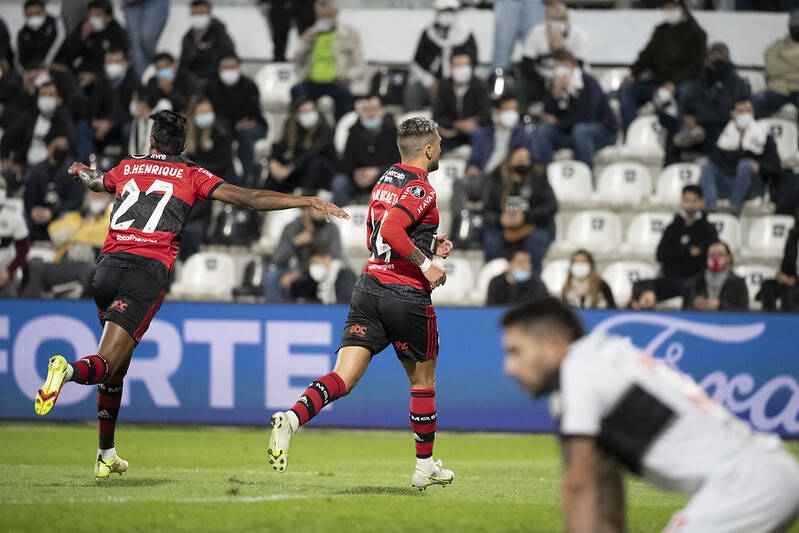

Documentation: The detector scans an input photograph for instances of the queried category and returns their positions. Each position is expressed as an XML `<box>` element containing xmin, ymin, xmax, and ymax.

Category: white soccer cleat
<box><xmin>267</xmin><ymin>411</ymin><xmax>294</xmax><ymax>473</ymax></box>
<box><xmin>411</xmin><ymin>459</ymin><xmax>454</xmax><ymax>490</ymax></box>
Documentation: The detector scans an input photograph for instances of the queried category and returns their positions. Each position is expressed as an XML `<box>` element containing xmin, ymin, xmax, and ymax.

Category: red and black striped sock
<box><xmin>70</xmin><ymin>355</ymin><xmax>110</xmax><ymax>385</ymax></box>
<box><xmin>410</xmin><ymin>388</ymin><xmax>436</xmax><ymax>459</ymax></box>
<box><xmin>97</xmin><ymin>380</ymin><xmax>123</xmax><ymax>450</ymax></box>
<box><xmin>289</xmin><ymin>372</ymin><xmax>346</xmax><ymax>426</ymax></box>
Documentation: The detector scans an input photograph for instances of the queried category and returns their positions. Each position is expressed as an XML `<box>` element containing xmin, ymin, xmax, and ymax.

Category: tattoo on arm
<box><xmin>77</xmin><ymin>167</ymin><xmax>107</xmax><ymax>193</ymax></box>
<box><xmin>403</xmin><ymin>247</ymin><xmax>427</xmax><ymax>267</ymax></box>
<box><xmin>250</xmin><ymin>190</ymin><xmax>293</xmax><ymax>211</ymax></box>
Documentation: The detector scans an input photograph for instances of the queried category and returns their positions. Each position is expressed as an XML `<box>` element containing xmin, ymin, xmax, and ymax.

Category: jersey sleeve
<box><xmin>391</xmin><ymin>179</ymin><xmax>436</xmax><ymax>225</ymax></box>
<box><xmin>103</xmin><ymin>165</ymin><xmax>123</xmax><ymax>193</ymax></box>
<box><xmin>189</xmin><ymin>166</ymin><xmax>225</xmax><ymax>201</ymax></box>
<box><xmin>559</xmin><ymin>354</ymin><xmax>603</xmax><ymax>437</ymax></box>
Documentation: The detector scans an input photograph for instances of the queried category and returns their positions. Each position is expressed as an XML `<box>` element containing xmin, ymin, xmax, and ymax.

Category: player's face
<box><xmin>426</xmin><ymin>133</ymin><xmax>442</xmax><ymax>172</ymax></box>
<box><xmin>502</xmin><ymin>326</ymin><xmax>564</xmax><ymax>397</ymax></box>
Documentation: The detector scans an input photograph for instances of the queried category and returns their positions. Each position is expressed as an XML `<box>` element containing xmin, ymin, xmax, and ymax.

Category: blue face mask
<box><xmin>511</xmin><ymin>269</ymin><xmax>532</xmax><ymax>283</ymax></box>
<box><xmin>195</xmin><ymin>112</ymin><xmax>215</xmax><ymax>129</ymax></box>
<box><xmin>362</xmin><ymin>117</ymin><xmax>382</xmax><ymax>130</ymax></box>
<box><xmin>156</xmin><ymin>68</ymin><xmax>175</xmax><ymax>81</ymax></box>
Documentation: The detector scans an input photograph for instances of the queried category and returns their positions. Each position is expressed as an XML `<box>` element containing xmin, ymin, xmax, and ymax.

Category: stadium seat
<box><xmin>470</xmin><ymin>257</ymin><xmax>508</xmax><ymax>304</ymax></box>
<box><xmin>653</xmin><ymin>163</ymin><xmax>701</xmax><ymax>207</ymax></box>
<box><xmin>707</xmin><ymin>213</ymin><xmax>743</xmax><ymax>251</ymax></box>
<box><xmin>738</xmin><ymin>69</ymin><xmax>766</xmax><ymax>93</ymax></box>
<box><xmin>170</xmin><ymin>252</ymin><xmax>236</xmax><ymax>301</ymax></box>
<box><xmin>623</xmin><ymin>115</ymin><xmax>665</xmax><ymax>162</ymax></box>
<box><xmin>429</xmin><ymin>158</ymin><xmax>465</xmax><ymax>208</ymax></box>
<box><xmin>546</xmin><ymin>160</ymin><xmax>594</xmax><ymax>206</ymax></box>
<box><xmin>761</xmin><ymin>118</ymin><xmax>799</xmax><ymax>164</ymax></box>
<box><xmin>333</xmin><ymin>205</ymin><xmax>369</xmax><ymax>252</ymax></box>
<box><xmin>743</xmin><ymin>215</ymin><xmax>795</xmax><ymax>259</ymax></box>
<box><xmin>602</xmin><ymin>261</ymin><xmax>658</xmax><ymax>308</ymax></box>
<box><xmin>557</xmin><ymin>210</ymin><xmax>623</xmax><ymax>255</ymax></box>
<box><xmin>431</xmin><ymin>257</ymin><xmax>475</xmax><ymax>306</ymax></box>
<box><xmin>621</xmin><ymin>211</ymin><xmax>674</xmax><ymax>258</ymax></box>
<box><xmin>734</xmin><ymin>264</ymin><xmax>777</xmax><ymax>308</ymax></box>
<box><xmin>597</xmin><ymin>67</ymin><xmax>630</xmax><ymax>94</ymax></box>
<box><xmin>255</xmin><ymin>62</ymin><xmax>297</xmax><ymax>112</ymax></box>
<box><xmin>595</xmin><ymin>162</ymin><xmax>653</xmax><ymax>207</ymax></box>
<box><xmin>258</xmin><ymin>209</ymin><xmax>301</xmax><ymax>252</ymax></box>
<box><xmin>540</xmin><ymin>259</ymin><xmax>570</xmax><ymax>296</ymax></box>
<box><xmin>334</xmin><ymin>111</ymin><xmax>359</xmax><ymax>155</ymax></box>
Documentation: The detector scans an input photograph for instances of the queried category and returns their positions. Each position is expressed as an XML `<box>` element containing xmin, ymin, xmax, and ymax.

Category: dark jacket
<box><xmin>412</xmin><ymin>25</ymin><xmax>477</xmax><ymax>82</ymax></box>
<box><xmin>779</xmin><ymin>226</ymin><xmax>799</xmax><ymax>277</ymax></box>
<box><xmin>272</xmin><ymin>120</ymin><xmax>337</xmax><ymax>176</ymax></box>
<box><xmin>86</xmin><ymin>69</ymin><xmax>137</xmax><ymax>136</ymax></box>
<box><xmin>483</xmin><ymin>167</ymin><xmax>558</xmax><ymax>229</ymax></box>
<box><xmin>205</xmin><ymin>73</ymin><xmax>265</xmax><ymax>131</ymax></box>
<box><xmin>709</xmin><ymin>132</ymin><xmax>781</xmax><ymax>180</ymax></box>
<box><xmin>179</xmin><ymin>18</ymin><xmax>235</xmax><ymax>83</ymax></box>
<box><xmin>17</xmin><ymin>15</ymin><xmax>66</xmax><ymax>68</ymax></box>
<box><xmin>23</xmin><ymin>158</ymin><xmax>85</xmax><ymax>240</ymax></box>
<box><xmin>683</xmin><ymin>271</ymin><xmax>749</xmax><ymax>311</ymax></box>
<box><xmin>687</xmin><ymin>61</ymin><xmax>750</xmax><ymax>145</ymax></box>
<box><xmin>486</xmin><ymin>272</ymin><xmax>549</xmax><ymax>306</ymax></box>
<box><xmin>656</xmin><ymin>212</ymin><xmax>718</xmax><ymax>280</ymax></box>
<box><xmin>142</xmin><ymin>70</ymin><xmax>195</xmax><ymax>113</ymax></box>
<box><xmin>62</xmin><ymin>19</ymin><xmax>129</xmax><ymax>73</ymax></box>
<box><xmin>185</xmin><ymin>121</ymin><xmax>236</xmax><ymax>181</ymax></box>
<box><xmin>631</xmin><ymin>18</ymin><xmax>707</xmax><ymax>84</ymax></box>
<box><xmin>0</xmin><ymin>107</ymin><xmax>74</xmax><ymax>166</ymax></box>
<box><xmin>0</xmin><ymin>18</ymin><xmax>13</xmax><ymax>68</ymax></box>
<box><xmin>341</xmin><ymin>114</ymin><xmax>400</xmax><ymax>176</ymax></box>
<box><xmin>290</xmin><ymin>266</ymin><xmax>358</xmax><ymax>304</ymax></box>
<box><xmin>433</xmin><ymin>76</ymin><xmax>492</xmax><ymax>130</ymax></box>
<box><xmin>273</xmin><ymin>217</ymin><xmax>343</xmax><ymax>268</ymax></box>
<box><xmin>468</xmin><ymin>124</ymin><xmax>540</xmax><ymax>171</ymax></box>
<box><xmin>543</xmin><ymin>70</ymin><xmax>617</xmax><ymax>134</ymax></box>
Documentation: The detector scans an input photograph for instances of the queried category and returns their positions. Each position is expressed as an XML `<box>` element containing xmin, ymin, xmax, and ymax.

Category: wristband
<box><xmin>420</xmin><ymin>257</ymin><xmax>432</xmax><ymax>272</ymax></box>
<box><xmin>75</xmin><ymin>164</ymin><xmax>89</xmax><ymax>174</ymax></box>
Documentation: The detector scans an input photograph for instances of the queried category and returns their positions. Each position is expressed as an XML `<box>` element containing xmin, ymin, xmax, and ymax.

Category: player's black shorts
<box><xmin>339</xmin><ymin>275</ymin><xmax>439</xmax><ymax>363</ymax></box>
<box><xmin>92</xmin><ymin>263</ymin><xmax>165</xmax><ymax>343</ymax></box>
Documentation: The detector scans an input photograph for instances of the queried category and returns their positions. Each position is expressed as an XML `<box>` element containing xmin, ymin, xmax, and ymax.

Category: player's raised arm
<box><xmin>68</xmin><ymin>162</ymin><xmax>107</xmax><ymax>193</ymax></box>
<box><xmin>210</xmin><ymin>183</ymin><xmax>349</xmax><ymax>222</ymax></box>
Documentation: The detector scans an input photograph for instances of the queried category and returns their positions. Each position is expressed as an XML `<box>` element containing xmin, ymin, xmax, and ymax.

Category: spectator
<box><xmin>23</xmin><ymin>131</ymin><xmax>83</xmax><ymax>241</ymax></box>
<box><xmin>534</xmin><ymin>50</ymin><xmax>617</xmax><ymax>170</ymax></box>
<box><xmin>466</xmin><ymin>94</ymin><xmax>538</xmax><ymax>178</ymax></box>
<box><xmin>127</xmin><ymin>91</ymin><xmax>154</xmax><ymax>155</ymax></box>
<box><xmin>491</xmin><ymin>0</ymin><xmax>545</xmax><ymax>71</ymax></box>
<box><xmin>179</xmin><ymin>0</ymin><xmax>235</xmax><ymax>85</ymax></box>
<box><xmin>1</xmin><ymin>80</ymin><xmax>74</xmax><ymax>172</ymax></box>
<box><xmin>654</xmin><ymin>184</ymin><xmax>718</xmax><ymax>301</ymax></box>
<box><xmin>561</xmin><ymin>249</ymin><xmax>616</xmax><ymax>309</ymax></box>
<box><xmin>405</xmin><ymin>0</ymin><xmax>478</xmax><ymax>112</ymax></box>
<box><xmin>292</xmin><ymin>0</ymin><xmax>364</xmax><ymax>120</ymax></box>
<box><xmin>265</xmin><ymin>201</ymin><xmax>343</xmax><ymax>302</ymax></box>
<box><xmin>486</xmin><ymin>248</ymin><xmax>549</xmax><ymax>306</ymax></box>
<box><xmin>0</xmin><ymin>17</ymin><xmax>13</xmax><ymax>72</ymax></box>
<box><xmin>619</xmin><ymin>0</ymin><xmax>707</xmax><ymax>130</ymax></box>
<box><xmin>205</xmin><ymin>52</ymin><xmax>267</xmax><ymax>181</ymax></box>
<box><xmin>259</xmin><ymin>0</ymin><xmax>315</xmax><ymax>63</ymax></box>
<box><xmin>519</xmin><ymin>1</ymin><xmax>589</xmax><ymax>109</ymax></box>
<box><xmin>17</xmin><ymin>0</ymin><xmax>67</xmax><ymax>68</ymax></box>
<box><xmin>683</xmin><ymin>241</ymin><xmax>748</xmax><ymax>311</ymax></box>
<box><xmin>267</xmin><ymin>99</ymin><xmax>338</xmax><ymax>193</ymax></box>
<box><xmin>288</xmin><ymin>244</ymin><xmax>356</xmax><ymax>304</ymax></box>
<box><xmin>753</xmin><ymin>10</ymin><xmax>799</xmax><ymax>118</ymax></box>
<box><xmin>185</xmin><ymin>97</ymin><xmax>236</xmax><ymax>181</ymax></box>
<box><xmin>61</xmin><ymin>0</ymin><xmax>92</xmax><ymax>36</ymax></box>
<box><xmin>143</xmin><ymin>52</ymin><xmax>194</xmax><ymax>113</ymax></box>
<box><xmin>699</xmin><ymin>99</ymin><xmax>781</xmax><ymax>216</ymax></box>
<box><xmin>433</xmin><ymin>52</ymin><xmax>491</xmax><ymax>153</ymax></box>
<box><xmin>0</xmin><ymin>177</ymin><xmax>31</xmax><ymax>297</ymax></box>
<box><xmin>332</xmin><ymin>95</ymin><xmax>400</xmax><ymax>207</ymax></box>
<box><xmin>123</xmin><ymin>0</ymin><xmax>170</xmax><ymax>77</ymax></box>
<box><xmin>628</xmin><ymin>281</ymin><xmax>657</xmax><ymax>310</ymax></box>
<box><xmin>15</xmin><ymin>63</ymin><xmax>85</xmax><ymax>124</ymax></box>
<box><xmin>482</xmin><ymin>146</ymin><xmax>556</xmax><ymax>273</ymax></box>
<box><xmin>761</xmin><ymin>207</ymin><xmax>799</xmax><ymax>312</ymax></box>
<box><xmin>62</xmin><ymin>0</ymin><xmax>129</xmax><ymax>82</ymax></box>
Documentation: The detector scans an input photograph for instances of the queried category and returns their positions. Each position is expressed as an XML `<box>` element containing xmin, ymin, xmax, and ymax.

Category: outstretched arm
<box><xmin>68</xmin><ymin>162</ymin><xmax>107</xmax><ymax>193</ymax></box>
<box><xmin>211</xmin><ymin>183</ymin><xmax>349</xmax><ymax>222</ymax></box>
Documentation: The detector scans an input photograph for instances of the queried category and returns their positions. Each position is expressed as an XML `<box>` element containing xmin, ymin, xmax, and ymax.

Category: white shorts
<box><xmin>662</xmin><ymin>449</ymin><xmax>799</xmax><ymax>533</ymax></box>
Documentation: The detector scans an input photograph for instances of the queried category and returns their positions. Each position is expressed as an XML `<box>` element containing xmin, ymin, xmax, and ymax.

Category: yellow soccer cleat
<box><xmin>34</xmin><ymin>355</ymin><xmax>70</xmax><ymax>415</ymax></box>
<box><xmin>267</xmin><ymin>411</ymin><xmax>295</xmax><ymax>473</ymax></box>
<box><xmin>95</xmin><ymin>454</ymin><xmax>128</xmax><ymax>480</ymax></box>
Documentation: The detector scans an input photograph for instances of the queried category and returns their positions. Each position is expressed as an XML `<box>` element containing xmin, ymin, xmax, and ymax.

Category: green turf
<box><xmin>0</xmin><ymin>423</ymin><xmax>797</xmax><ymax>533</ymax></box>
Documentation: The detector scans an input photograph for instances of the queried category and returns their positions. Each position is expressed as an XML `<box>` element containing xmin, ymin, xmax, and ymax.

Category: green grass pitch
<box><xmin>1</xmin><ymin>423</ymin><xmax>798</xmax><ymax>532</ymax></box>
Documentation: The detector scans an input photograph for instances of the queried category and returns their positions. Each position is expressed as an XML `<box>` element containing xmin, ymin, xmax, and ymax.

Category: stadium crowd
<box><xmin>0</xmin><ymin>0</ymin><xmax>798</xmax><ymax>312</ymax></box>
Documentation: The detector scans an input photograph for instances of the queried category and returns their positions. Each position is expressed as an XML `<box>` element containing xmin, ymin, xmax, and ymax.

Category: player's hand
<box><xmin>68</xmin><ymin>162</ymin><xmax>86</xmax><ymax>180</ymax></box>
<box><xmin>307</xmin><ymin>197</ymin><xmax>349</xmax><ymax>222</ymax></box>
<box><xmin>424</xmin><ymin>262</ymin><xmax>447</xmax><ymax>289</ymax></box>
<box><xmin>434</xmin><ymin>234</ymin><xmax>453</xmax><ymax>259</ymax></box>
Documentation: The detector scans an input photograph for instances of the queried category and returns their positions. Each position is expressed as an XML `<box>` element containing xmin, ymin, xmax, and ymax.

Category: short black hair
<box><xmin>36</xmin><ymin>80</ymin><xmax>57</xmax><ymax>95</ymax></box>
<box><xmin>309</xmin><ymin>245</ymin><xmax>332</xmax><ymax>258</ymax></box>
<box><xmin>501</xmin><ymin>298</ymin><xmax>585</xmax><ymax>342</ymax></box>
<box><xmin>631</xmin><ymin>280</ymin><xmax>655</xmax><ymax>302</ymax></box>
<box><xmin>105</xmin><ymin>47</ymin><xmax>127</xmax><ymax>59</ymax></box>
<box><xmin>505</xmin><ymin>246</ymin><xmax>530</xmax><ymax>262</ymax></box>
<box><xmin>153</xmin><ymin>52</ymin><xmax>175</xmax><ymax>64</ymax></box>
<box><xmin>551</xmin><ymin>49</ymin><xmax>577</xmax><ymax>64</ymax></box>
<box><xmin>682</xmin><ymin>184</ymin><xmax>703</xmax><ymax>198</ymax></box>
<box><xmin>24</xmin><ymin>0</ymin><xmax>45</xmax><ymax>10</ymax></box>
<box><xmin>191</xmin><ymin>0</ymin><xmax>211</xmax><ymax>7</ymax></box>
<box><xmin>88</xmin><ymin>0</ymin><xmax>113</xmax><ymax>15</ymax></box>
<box><xmin>149</xmin><ymin>110</ymin><xmax>187</xmax><ymax>155</ymax></box>
<box><xmin>218</xmin><ymin>51</ymin><xmax>239</xmax><ymax>64</ymax></box>
<box><xmin>493</xmin><ymin>92</ymin><xmax>519</xmax><ymax>109</ymax></box>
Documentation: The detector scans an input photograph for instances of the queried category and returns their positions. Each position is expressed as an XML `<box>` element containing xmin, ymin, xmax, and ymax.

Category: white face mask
<box><xmin>435</xmin><ymin>11</ymin><xmax>455</xmax><ymax>27</ymax></box>
<box><xmin>452</xmin><ymin>65</ymin><xmax>472</xmax><ymax>84</ymax></box>
<box><xmin>735</xmin><ymin>112</ymin><xmax>754</xmax><ymax>130</ymax></box>
<box><xmin>219</xmin><ymin>69</ymin><xmax>240</xmax><ymax>86</ymax></box>
<box><xmin>548</xmin><ymin>20</ymin><xmax>568</xmax><ymax>33</ymax></box>
<box><xmin>27</xmin><ymin>15</ymin><xmax>46</xmax><ymax>31</ymax></box>
<box><xmin>105</xmin><ymin>62</ymin><xmax>126</xmax><ymax>80</ymax></box>
<box><xmin>38</xmin><ymin>96</ymin><xmax>57</xmax><ymax>114</ymax></box>
<box><xmin>498</xmin><ymin>109</ymin><xmax>519</xmax><ymax>130</ymax></box>
<box><xmin>190</xmin><ymin>14</ymin><xmax>211</xmax><ymax>30</ymax></box>
<box><xmin>662</xmin><ymin>8</ymin><xmax>682</xmax><ymax>25</ymax></box>
<box><xmin>309</xmin><ymin>264</ymin><xmax>329</xmax><ymax>283</ymax></box>
<box><xmin>195</xmin><ymin>112</ymin><xmax>215</xmax><ymax>129</ymax></box>
<box><xmin>89</xmin><ymin>15</ymin><xmax>106</xmax><ymax>32</ymax></box>
<box><xmin>298</xmin><ymin>110</ymin><xmax>319</xmax><ymax>129</ymax></box>
<box><xmin>0</xmin><ymin>189</ymin><xmax>6</xmax><ymax>207</ymax></box>
<box><xmin>570</xmin><ymin>262</ymin><xmax>591</xmax><ymax>279</ymax></box>
<box><xmin>88</xmin><ymin>199</ymin><xmax>108</xmax><ymax>215</ymax></box>
<box><xmin>315</xmin><ymin>18</ymin><xmax>334</xmax><ymax>32</ymax></box>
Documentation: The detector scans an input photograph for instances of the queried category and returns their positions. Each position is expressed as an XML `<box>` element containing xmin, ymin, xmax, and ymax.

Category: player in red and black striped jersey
<box><xmin>33</xmin><ymin>110</ymin><xmax>348</xmax><ymax>479</ymax></box>
<box><xmin>268</xmin><ymin>117</ymin><xmax>456</xmax><ymax>490</ymax></box>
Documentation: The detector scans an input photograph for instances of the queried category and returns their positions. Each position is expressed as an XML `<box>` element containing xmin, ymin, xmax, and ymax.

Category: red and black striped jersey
<box><xmin>99</xmin><ymin>153</ymin><xmax>224</xmax><ymax>279</ymax></box>
<box><xmin>365</xmin><ymin>163</ymin><xmax>439</xmax><ymax>291</ymax></box>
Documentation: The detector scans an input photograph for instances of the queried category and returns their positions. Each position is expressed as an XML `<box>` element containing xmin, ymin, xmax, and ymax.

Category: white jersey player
<box><xmin>500</xmin><ymin>298</ymin><xmax>799</xmax><ymax>533</ymax></box>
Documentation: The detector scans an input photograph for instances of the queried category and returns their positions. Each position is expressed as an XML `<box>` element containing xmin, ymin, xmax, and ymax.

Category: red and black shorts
<box><xmin>339</xmin><ymin>276</ymin><xmax>439</xmax><ymax>363</ymax></box>
<box><xmin>92</xmin><ymin>264</ymin><xmax>165</xmax><ymax>343</ymax></box>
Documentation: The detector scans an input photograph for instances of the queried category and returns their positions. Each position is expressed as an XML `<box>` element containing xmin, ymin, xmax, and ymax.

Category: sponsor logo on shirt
<box><xmin>410</xmin><ymin>185</ymin><xmax>426</xmax><ymax>199</ymax></box>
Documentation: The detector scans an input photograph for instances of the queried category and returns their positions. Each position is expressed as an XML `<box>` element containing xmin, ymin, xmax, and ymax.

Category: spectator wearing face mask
<box><xmin>519</xmin><ymin>1</ymin><xmax>589</xmax><ymax>108</ymax></box>
<box><xmin>482</xmin><ymin>146</ymin><xmax>557</xmax><ymax>273</ymax></box>
<box><xmin>486</xmin><ymin>248</ymin><xmax>549</xmax><ymax>306</ymax></box>
<box><xmin>332</xmin><ymin>95</ymin><xmax>400</xmax><ymax>207</ymax></box>
<box><xmin>180</xmin><ymin>0</ymin><xmax>236</xmax><ymax>85</ymax></box>
<box><xmin>654</xmin><ymin>184</ymin><xmax>718</xmax><ymax>301</ymax></box>
<box><xmin>123</xmin><ymin>0</ymin><xmax>169</xmax><ymax>77</ymax></box>
<box><xmin>22</xmin><ymin>131</ymin><xmax>83</xmax><ymax>241</ymax></box>
<box><xmin>534</xmin><ymin>50</ymin><xmax>617</xmax><ymax>170</ymax></box>
<box><xmin>628</xmin><ymin>281</ymin><xmax>657</xmax><ymax>311</ymax></box>
<box><xmin>143</xmin><ymin>52</ymin><xmax>194</xmax><ymax>113</ymax></box>
<box><xmin>205</xmin><ymin>53</ymin><xmax>267</xmax><ymax>180</ymax></box>
<box><xmin>259</xmin><ymin>0</ymin><xmax>316</xmax><ymax>63</ymax></box>
<box><xmin>618</xmin><ymin>0</ymin><xmax>706</xmax><ymax>131</ymax></box>
<box><xmin>561</xmin><ymin>249</ymin><xmax>616</xmax><ymax>309</ymax></box>
<box><xmin>405</xmin><ymin>0</ymin><xmax>478</xmax><ymax>112</ymax></box>
<box><xmin>761</xmin><ymin>207</ymin><xmax>799</xmax><ymax>312</ymax></box>
<box><xmin>753</xmin><ymin>10</ymin><xmax>799</xmax><ymax>118</ymax></box>
<box><xmin>61</xmin><ymin>0</ymin><xmax>129</xmax><ymax>86</ymax></box>
<box><xmin>0</xmin><ymin>176</ymin><xmax>31</xmax><ymax>297</ymax></box>
<box><xmin>700</xmin><ymin>99</ymin><xmax>780</xmax><ymax>216</ymax></box>
<box><xmin>433</xmin><ymin>53</ymin><xmax>491</xmax><ymax>153</ymax></box>
<box><xmin>267</xmin><ymin>99</ymin><xmax>338</xmax><ymax>193</ymax></box>
<box><xmin>13</xmin><ymin>63</ymin><xmax>84</xmax><ymax>127</ymax></box>
<box><xmin>17</xmin><ymin>0</ymin><xmax>67</xmax><ymax>69</ymax></box>
<box><xmin>288</xmin><ymin>245</ymin><xmax>356</xmax><ymax>304</ymax></box>
<box><xmin>683</xmin><ymin>241</ymin><xmax>748</xmax><ymax>311</ymax></box>
<box><xmin>466</xmin><ymin>94</ymin><xmax>538</xmax><ymax>179</ymax></box>
<box><xmin>491</xmin><ymin>0</ymin><xmax>545</xmax><ymax>71</ymax></box>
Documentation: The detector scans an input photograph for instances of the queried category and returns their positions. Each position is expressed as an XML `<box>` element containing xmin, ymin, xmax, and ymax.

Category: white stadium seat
<box><xmin>624</xmin><ymin>115</ymin><xmax>665</xmax><ymax>157</ymax></box>
<box><xmin>170</xmin><ymin>252</ymin><xmax>236</xmax><ymax>301</ymax></box>
<box><xmin>621</xmin><ymin>211</ymin><xmax>674</xmax><ymax>258</ymax></box>
<box><xmin>595</xmin><ymin>162</ymin><xmax>653</xmax><ymax>207</ymax></box>
<box><xmin>734</xmin><ymin>264</ymin><xmax>777</xmax><ymax>308</ymax></box>
<box><xmin>761</xmin><ymin>118</ymin><xmax>799</xmax><ymax>163</ymax></box>
<box><xmin>540</xmin><ymin>259</ymin><xmax>570</xmax><ymax>296</ymax></box>
<box><xmin>653</xmin><ymin>163</ymin><xmax>701</xmax><ymax>206</ymax></box>
<box><xmin>431</xmin><ymin>257</ymin><xmax>475</xmax><ymax>306</ymax></box>
<box><xmin>561</xmin><ymin>210</ymin><xmax>623</xmax><ymax>255</ymax></box>
<box><xmin>546</xmin><ymin>160</ymin><xmax>594</xmax><ymax>206</ymax></box>
<box><xmin>743</xmin><ymin>215</ymin><xmax>795</xmax><ymax>258</ymax></box>
<box><xmin>258</xmin><ymin>209</ymin><xmax>301</xmax><ymax>252</ymax></box>
<box><xmin>429</xmin><ymin>158</ymin><xmax>465</xmax><ymax>207</ymax></box>
<box><xmin>602</xmin><ymin>261</ymin><xmax>658</xmax><ymax>308</ymax></box>
<box><xmin>255</xmin><ymin>62</ymin><xmax>297</xmax><ymax>111</ymax></box>
<box><xmin>334</xmin><ymin>205</ymin><xmax>370</xmax><ymax>252</ymax></box>
<box><xmin>333</xmin><ymin>111</ymin><xmax>359</xmax><ymax>155</ymax></box>
<box><xmin>470</xmin><ymin>258</ymin><xmax>508</xmax><ymax>304</ymax></box>
<box><xmin>707</xmin><ymin>213</ymin><xmax>743</xmax><ymax>251</ymax></box>
<box><xmin>738</xmin><ymin>70</ymin><xmax>766</xmax><ymax>93</ymax></box>
<box><xmin>597</xmin><ymin>68</ymin><xmax>630</xmax><ymax>94</ymax></box>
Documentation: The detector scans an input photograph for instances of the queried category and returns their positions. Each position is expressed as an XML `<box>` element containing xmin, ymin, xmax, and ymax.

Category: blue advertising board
<box><xmin>0</xmin><ymin>301</ymin><xmax>797</xmax><ymax>437</ymax></box>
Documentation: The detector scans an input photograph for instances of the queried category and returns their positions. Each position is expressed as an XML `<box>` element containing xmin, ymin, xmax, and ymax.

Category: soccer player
<box><xmin>501</xmin><ymin>298</ymin><xmax>799</xmax><ymax>533</ymax></box>
<box><xmin>268</xmin><ymin>117</ymin><xmax>455</xmax><ymax>490</ymax></box>
<box><xmin>34</xmin><ymin>110</ymin><xmax>348</xmax><ymax>479</ymax></box>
